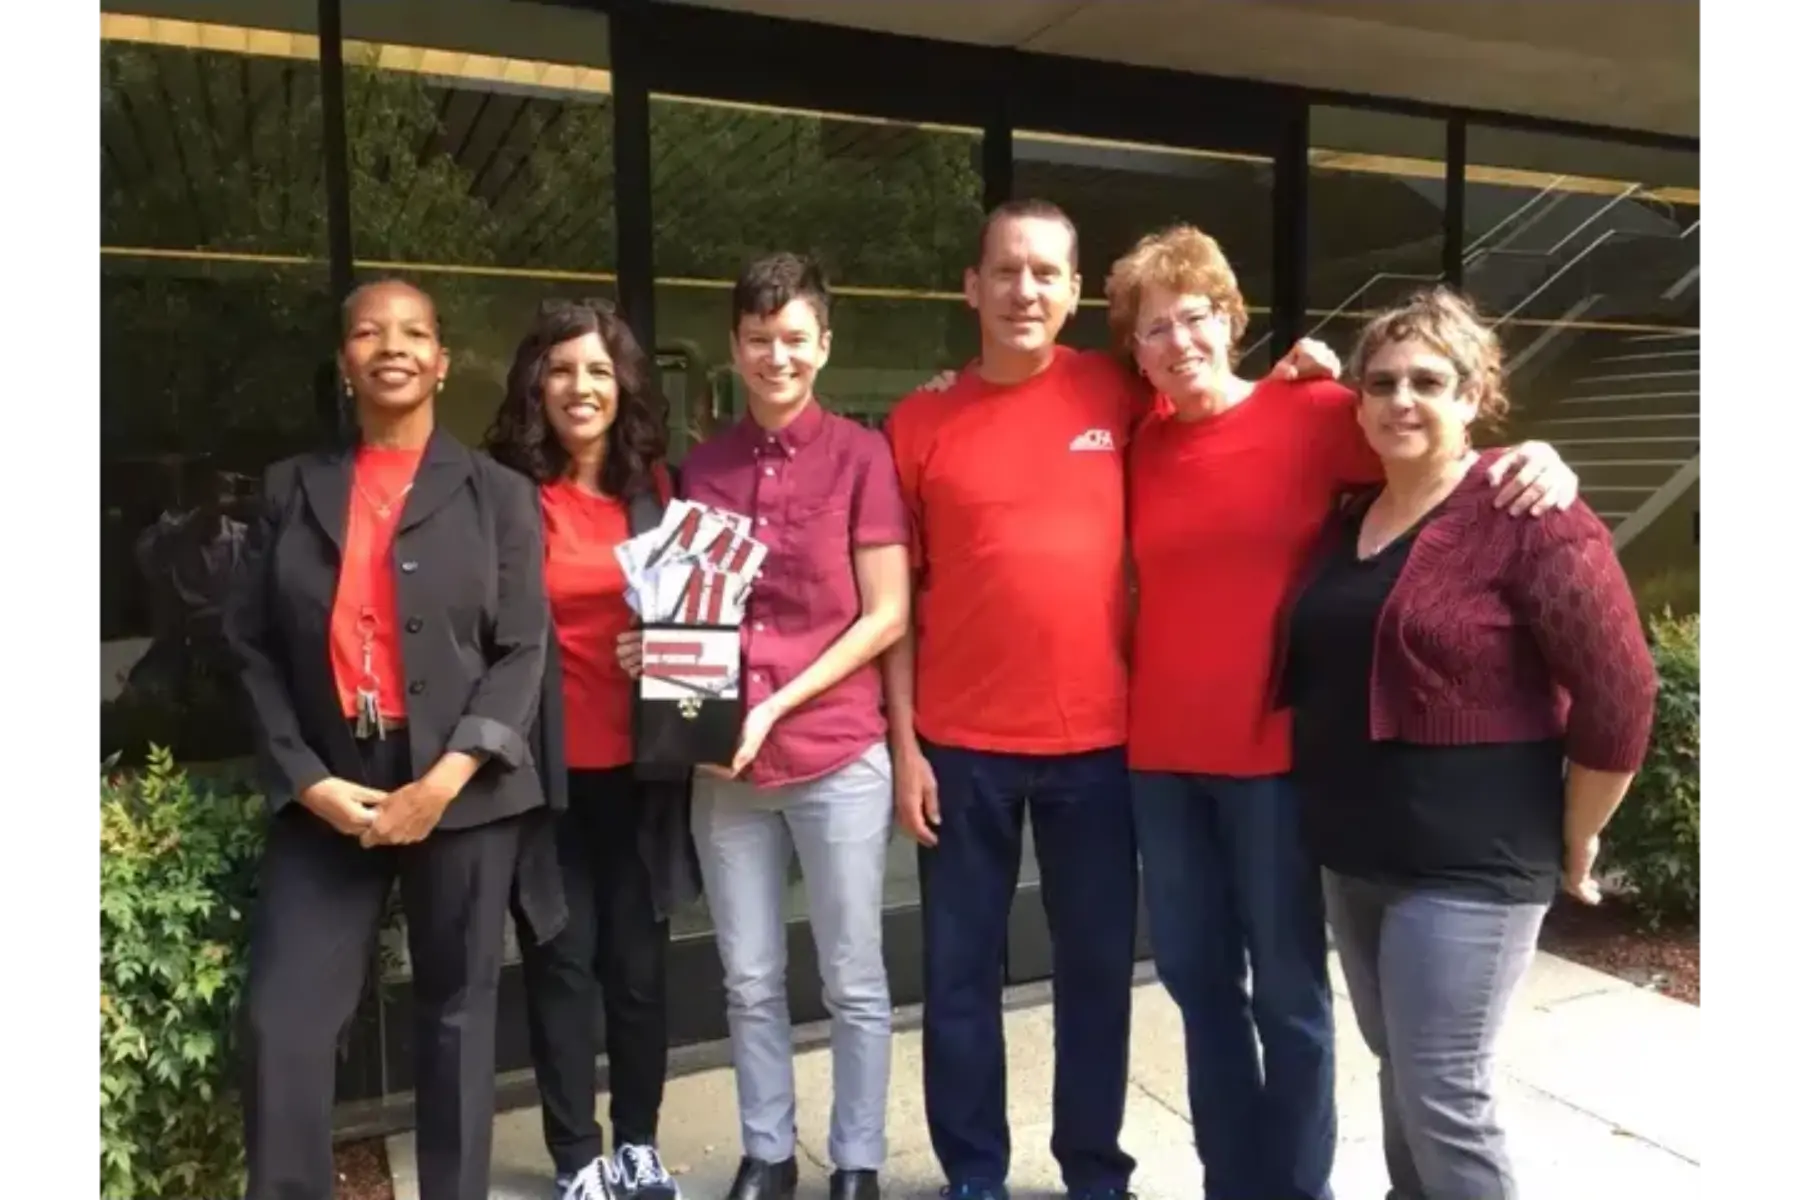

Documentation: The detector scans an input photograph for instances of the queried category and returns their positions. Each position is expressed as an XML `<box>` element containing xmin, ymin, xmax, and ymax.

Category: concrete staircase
<box><xmin>1509</xmin><ymin>325</ymin><xmax>1699</xmax><ymax>543</ymax></box>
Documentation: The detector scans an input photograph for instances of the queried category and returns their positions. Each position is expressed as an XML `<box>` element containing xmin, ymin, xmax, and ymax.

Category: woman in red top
<box><xmin>484</xmin><ymin>298</ymin><xmax>697</xmax><ymax>1200</ymax></box>
<box><xmin>1277</xmin><ymin>287</ymin><xmax>1658</xmax><ymax>1199</ymax></box>
<box><xmin>1110</xmin><ymin>226</ymin><xmax>1579</xmax><ymax>1200</ymax></box>
<box><xmin>227</xmin><ymin>279</ymin><xmax>550</xmax><ymax>1200</ymax></box>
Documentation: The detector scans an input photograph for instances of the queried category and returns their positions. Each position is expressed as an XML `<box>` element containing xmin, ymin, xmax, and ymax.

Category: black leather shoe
<box><xmin>724</xmin><ymin>1156</ymin><xmax>797</xmax><ymax>1200</ymax></box>
<box><xmin>828</xmin><ymin>1168</ymin><xmax>881</xmax><ymax>1199</ymax></box>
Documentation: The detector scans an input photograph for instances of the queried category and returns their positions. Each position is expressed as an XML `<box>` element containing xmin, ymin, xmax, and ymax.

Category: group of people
<box><xmin>223</xmin><ymin>198</ymin><xmax>1659</xmax><ymax>1200</ymax></box>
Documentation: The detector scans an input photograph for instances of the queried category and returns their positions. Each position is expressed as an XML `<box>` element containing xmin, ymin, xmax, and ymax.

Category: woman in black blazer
<box><xmin>486</xmin><ymin>298</ymin><xmax>701</xmax><ymax>1200</ymax></box>
<box><xmin>224</xmin><ymin>279</ymin><xmax>550</xmax><ymax>1200</ymax></box>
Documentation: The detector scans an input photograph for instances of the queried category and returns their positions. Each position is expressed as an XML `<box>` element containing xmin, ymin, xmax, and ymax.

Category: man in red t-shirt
<box><xmin>882</xmin><ymin>201</ymin><xmax>1353</xmax><ymax>1200</ymax></box>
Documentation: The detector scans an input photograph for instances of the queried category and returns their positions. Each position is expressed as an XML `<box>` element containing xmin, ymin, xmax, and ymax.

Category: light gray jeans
<box><xmin>692</xmin><ymin>743</ymin><xmax>894</xmax><ymax>1171</ymax></box>
<box><xmin>1323</xmin><ymin>871</ymin><xmax>1548</xmax><ymax>1200</ymax></box>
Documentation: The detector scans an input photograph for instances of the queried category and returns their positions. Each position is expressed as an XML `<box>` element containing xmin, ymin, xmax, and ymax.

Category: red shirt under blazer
<box><xmin>1274</xmin><ymin>449</ymin><xmax>1659</xmax><ymax>773</ymax></box>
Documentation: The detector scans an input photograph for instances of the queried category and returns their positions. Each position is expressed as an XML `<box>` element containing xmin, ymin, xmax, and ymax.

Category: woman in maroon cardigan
<box><xmin>1276</xmin><ymin>287</ymin><xmax>1658</xmax><ymax>1200</ymax></box>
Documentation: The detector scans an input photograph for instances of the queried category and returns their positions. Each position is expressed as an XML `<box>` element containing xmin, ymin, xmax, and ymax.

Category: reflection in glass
<box><xmin>1305</xmin><ymin>108</ymin><xmax>1448</xmax><ymax>360</ymax></box>
<box><xmin>1461</xmin><ymin>129</ymin><xmax>1698</xmax><ymax>615</ymax></box>
<box><xmin>649</xmin><ymin>96</ymin><xmax>985</xmax><ymax>463</ymax></box>
<box><xmin>1015</xmin><ymin>131</ymin><xmax>1276</xmax><ymax>376</ymax></box>
<box><xmin>102</xmin><ymin>15</ymin><xmax>331</xmax><ymax>764</ymax></box>
<box><xmin>341</xmin><ymin>6</ymin><xmax>617</xmax><ymax>446</ymax></box>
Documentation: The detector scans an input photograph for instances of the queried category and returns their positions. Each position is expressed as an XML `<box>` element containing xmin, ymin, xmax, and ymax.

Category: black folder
<box><xmin>633</xmin><ymin>622</ymin><xmax>744</xmax><ymax>769</ymax></box>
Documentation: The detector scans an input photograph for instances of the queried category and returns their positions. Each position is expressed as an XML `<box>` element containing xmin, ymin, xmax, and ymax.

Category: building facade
<box><xmin>99</xmin><ymin>0</ymin><xmax>1699</xmax><ymax>1126</ymax></box>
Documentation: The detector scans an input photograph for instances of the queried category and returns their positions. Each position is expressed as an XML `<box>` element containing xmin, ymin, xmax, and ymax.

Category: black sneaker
<box><xmin>557</xmin><ymin>1155</ymin><xmax>622</xmax><ymax>1200</ymax></box>
<box><xmin>614</xmin><ymin>1143</ymin><xmax>682</xmax><ymax>1200</ymax></box>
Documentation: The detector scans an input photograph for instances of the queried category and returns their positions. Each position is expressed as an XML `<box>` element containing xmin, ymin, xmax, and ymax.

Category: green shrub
<box><xmin>101</xmin><ymin>746</ymin><xmax>266</xmax><ymax>1199</ymax></box>
<box><xmin>1632</xmin><ymin>566</ymin><xmax>1699</xmax><ymax>620</ymax></box>
<box><xmin>1602</xmin><ymin>611</ymin><xmax>1700</xmax><ymax>926</ymax></box>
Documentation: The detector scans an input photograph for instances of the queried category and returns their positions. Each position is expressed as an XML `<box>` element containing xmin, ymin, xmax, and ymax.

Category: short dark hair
<box><xmin>974</xmin><ymin>199</ymin><xmax>1080</xmax><ymax>272</ymax></box>
<box><xmin>340</xmin><ymin>276</ymin><xmax>439</xmax><ymax>338</ymax></box>
<box><xmin>482</xmin><ymin>298</ymin><xmax>668</xmax><ymax>499</ymax></box>
<box><xmin>731</xmin><ymin>252</ymin><xmax>831</xmax><ymax>334</ymax></box>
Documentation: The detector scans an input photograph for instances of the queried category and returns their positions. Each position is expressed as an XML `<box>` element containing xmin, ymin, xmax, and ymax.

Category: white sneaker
<box><xmin>559</xmin><ymin>1155</ymin><xmax>622</xmax><ymax>1200</ymax></box>
<box><xmin>613</xmin><ymin>1143</ymin><xmax>681</xmax><ymax>1199</ymax></box>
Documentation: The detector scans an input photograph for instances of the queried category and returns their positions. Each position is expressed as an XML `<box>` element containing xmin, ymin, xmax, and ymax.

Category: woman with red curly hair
<box><xmin>1107</xmin><ymin>229</ymin><xmax>1582</xmax><ymax>1200</ymax></box>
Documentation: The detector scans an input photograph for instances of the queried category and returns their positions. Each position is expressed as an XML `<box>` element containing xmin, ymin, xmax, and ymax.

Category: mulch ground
<box><xmin>1539</xmin><ymin>895</ymin><xmax>1699</xmax><ymax>1005</ymax></box>
<box><xmin>333</xmin><ymin>1138</ymin><xmax>395</xmax><ymax>1200</ymax></box>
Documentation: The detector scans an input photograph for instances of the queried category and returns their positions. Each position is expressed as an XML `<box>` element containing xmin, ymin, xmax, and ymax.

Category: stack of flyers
<box><xmin>614</xmin><ymin>499</ymin><xmax>770</xmax><ymax>628</ymax></box>
<box><xmin>618</xmin><ymin>502</ymin><xmax>768</xmax><ymax>735</ymax></box>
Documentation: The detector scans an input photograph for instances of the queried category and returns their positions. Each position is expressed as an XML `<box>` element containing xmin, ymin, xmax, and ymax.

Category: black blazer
<box><xmin>512</xmin><ymin>479</ymin><xmax>703</xmax><ymax>947</ymax></box>
<box><xmin>224</xmin><ymin>429</ymin><xmax>549</xmax><ymax>832</ymax></box>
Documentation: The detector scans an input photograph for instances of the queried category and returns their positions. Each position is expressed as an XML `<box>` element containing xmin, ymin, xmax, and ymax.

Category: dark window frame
<box><xmin>98</xmin><ymin>1</ymin><xmax>1695</xmax><ymax>1124</ymax></box>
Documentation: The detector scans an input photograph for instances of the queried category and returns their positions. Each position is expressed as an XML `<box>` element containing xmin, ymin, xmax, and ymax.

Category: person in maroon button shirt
<box><xmin>1276</xmin><ymin>287</ymin><xmax>1659</xmax><ymax>1200</ymax></box>
<box><xmin>620</xmin><ymin>254</ymin><xmax>910</xmax><ymax>1200</ymax></box>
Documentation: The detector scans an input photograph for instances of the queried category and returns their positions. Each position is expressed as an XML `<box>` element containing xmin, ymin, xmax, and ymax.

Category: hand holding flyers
<box><xmin>617</xmin><ymin>499</ymin><xmax>768</xmax><ymax>760</ymax></box>
<box><xmin>615</xmin><ymin>499</ymin><xmax>769</xmax><ymax>625</ymax></box>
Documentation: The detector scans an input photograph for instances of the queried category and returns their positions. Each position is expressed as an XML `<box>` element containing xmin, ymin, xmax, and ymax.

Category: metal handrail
<box><xmin>1436</xmin><ymin>220</ymin><xmax>1690</xmax><ymax>331</ymax></box>
<box><xmin>1284</xmin><ymin>178</ymin><xmax>1635</xmax><ymax>360</ymax></box>
<box><xmin>1497</xmin><ymin>229</ymin><xmax>1618</xmax><ymax>324</ymax></box>
<box><xmin>1463</xmin><ymin>174</ymin><xmax>1570</xmax><ymax>259</ymax></box>
<box><xmin>1542</xmin><ymin>185</ymin><xmax>1643</xmax><ymax>258</ymax></box>
<box><xmin>1257</xmin><ymin>184</ymin><xmax>1691</xmax><ymax>361</ymax></box>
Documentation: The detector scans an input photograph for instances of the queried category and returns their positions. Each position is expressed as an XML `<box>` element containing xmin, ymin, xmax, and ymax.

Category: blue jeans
<box><xmin>919</xmin><ymin>742</ymin><xmax>1139</xmax><ymax>1192</ymax></box>
<box><xmin>1131</xmin><ymin>772</ymin><xmax>1336</xmax><ymax>1200</ymax></box>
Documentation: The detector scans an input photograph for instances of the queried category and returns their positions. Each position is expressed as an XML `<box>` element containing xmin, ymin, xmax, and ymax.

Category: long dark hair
<box><xmin>483</xmin><ymin>298</ymin><xmax>667</xmax><ymax>497</ymax></box>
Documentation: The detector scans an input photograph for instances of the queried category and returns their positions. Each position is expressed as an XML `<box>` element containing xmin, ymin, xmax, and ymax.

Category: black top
<box><xmin>1285</xmin><ymin>507</ymin><xmax>1566</xmax><ymax>905</ymax></box>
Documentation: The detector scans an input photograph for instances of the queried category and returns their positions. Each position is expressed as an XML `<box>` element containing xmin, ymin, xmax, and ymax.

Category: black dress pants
<box><xmin>242</xmin><ymin>736</ymin><xmax>522</xmax><ymax>1200</ymax></box>
<box><xmin>515</xmin><ymin>767</ymin><xmax>672</xmax><ymax>1175</ymax></box>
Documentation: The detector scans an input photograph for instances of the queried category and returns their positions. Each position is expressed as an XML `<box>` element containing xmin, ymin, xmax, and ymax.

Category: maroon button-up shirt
<box><xmin>678</xmin><ymin>400</ymin><xmax>909</xmax><ymax>787</ymax></box>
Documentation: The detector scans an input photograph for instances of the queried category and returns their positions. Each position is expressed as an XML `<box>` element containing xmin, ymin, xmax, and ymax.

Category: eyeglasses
<box><xmin>1362</xmin><ymin>370</ymin><xmax>1457</xmax><ymax>400</ymax></box>
<box><xmin>1134</xmin><ymin>302</ymin><xmax>1220</xmax><ymax>347</ymax></box>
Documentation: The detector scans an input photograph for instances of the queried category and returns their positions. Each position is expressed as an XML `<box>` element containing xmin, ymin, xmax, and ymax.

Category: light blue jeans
<box><xmin>691</xmin><ymin>744</ymin><xmax>894</xmax><ymax>1172</ymax></box>
<box><xmin>1323</xmin><ymin>871</ymin><xmax>1547</xmax><ymax>1200</ymax></box>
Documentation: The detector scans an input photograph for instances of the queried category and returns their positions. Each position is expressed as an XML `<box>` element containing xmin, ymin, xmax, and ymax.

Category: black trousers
<box><xmin>242</xmin><ymin>736</ymin><xmax>521</xmax><ymax>1200</ymax></box>
<box><xmin>514</xmin><ymin>767</ymin><xmax>672</xmax><ymax>1175</ymax></box>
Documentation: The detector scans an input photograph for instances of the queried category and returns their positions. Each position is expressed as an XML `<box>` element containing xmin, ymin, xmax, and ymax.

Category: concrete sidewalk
<box><xmin>389</xmin><ymin>950</ymin><xmax>1700</xmax><ymax>1199</ymax></box>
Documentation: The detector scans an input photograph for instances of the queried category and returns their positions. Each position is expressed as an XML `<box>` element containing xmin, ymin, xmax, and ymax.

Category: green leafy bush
<box><xmin>1603</xmin><ymin>611</ymin><xmax>1700</xmax><ymax>926</ymax></box>
<box><xmin>101</xmin><ymin>746</ymin><xmax>266</xmax><ymax>1199</ymax></box>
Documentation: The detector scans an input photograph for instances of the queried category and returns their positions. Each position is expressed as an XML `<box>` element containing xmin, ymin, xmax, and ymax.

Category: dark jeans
<box><xmin>244</xmin><ymin>736</ymin><xmax>521</xmax><ymax>1200</ymax></box>
<box><xmin>1323</xmin><ymin>872</ymin><xmax>1546</xmax><ymax>1200</ymax></box>
<box><xmin>919</xmin><ymin>741</ymin><xmax>1139</xmax><ymax>1192</ymax></box>
<box><xmin>1130</xmin><ymin>771</ymin><xmax>1336</xmax><ymax>1200</ymax></box>
<box><xmin>514</xmin><ymin>768</ymin><xmax>671</xmax><ymax>1176</ymax></box>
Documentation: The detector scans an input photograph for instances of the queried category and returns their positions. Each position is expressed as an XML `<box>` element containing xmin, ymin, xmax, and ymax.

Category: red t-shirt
<box><xmin>887</xmin><ymin>347</ymin><xmax>1145</xmax><ymax>755</ymax></box>
<box><xmin>1127</xmin><ymin>379</ymin><xmax>1380</xmax><ymax>775</ymax></box>
<box><xmin>329</xmin><ymin>444</ymin><xmax>425</xmax><ymax>722</ymax></box>
<box><xmin>542</xmin><ymin>471</ymin><xmax>669</xmax><ymax>770</ymax></box>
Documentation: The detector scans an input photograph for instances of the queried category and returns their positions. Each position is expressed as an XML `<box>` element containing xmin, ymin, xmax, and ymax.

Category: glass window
<box><xmin>648</xmin><ymin>95</ymin><xmax>985</xmax><ymax>462</ymax></box>
<box><xmin>1306</xmin><ymin>107</ymin><xmax>1448</xmax><ymax>357</ymax></box>
<box><xmin>101</xmin><ymin>7</ymin><xmax>331</xmax><ymax>765</ymax></box>
<box><xmin>1462</xmin><ymin>128</ymin><xmax>1698</xmax><ymax>614</ymax></box>
<box><xmin>341</xmin><ymin>0</ymin><xmax>616</xmax><ymax>447</ymax></box>
<box><xmin>1014</xmin><ymin>131</ymin><xmax>1276</xmax><ymax>376</ymax></box>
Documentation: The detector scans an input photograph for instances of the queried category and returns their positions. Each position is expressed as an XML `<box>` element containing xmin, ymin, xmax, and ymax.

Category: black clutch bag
<box><xmin>633</xmin><ymin>623</ymin><xmax>744</xmax><ymax>769</ymax></box>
